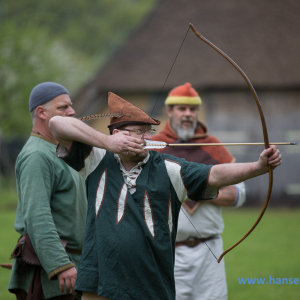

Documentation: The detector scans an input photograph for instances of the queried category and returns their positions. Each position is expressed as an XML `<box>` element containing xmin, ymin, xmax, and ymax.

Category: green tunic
<box><xmin>8</xmin><ymin>135</ymin><xmax>87</xmax><ymax>299</ymax></box>
<box><xmin>60</xmin><ymin>142</ymin><xmax>216</xmax><ymax>300</ymax></box>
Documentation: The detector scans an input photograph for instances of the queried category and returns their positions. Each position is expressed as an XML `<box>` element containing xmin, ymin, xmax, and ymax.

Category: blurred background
<box><xmin>0</xmin><ymin>0</ymin><xmax>299</xmax><ymax>299</ymax></box>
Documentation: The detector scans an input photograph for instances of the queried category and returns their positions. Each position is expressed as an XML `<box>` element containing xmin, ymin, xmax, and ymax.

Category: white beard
<box><xmin>171</xmin><ymin>117</ymin><xmax>197</xmax><ymax>142</ymax></box>
<box><xmin>177</xmin><ymin>127</ymin><xmax>195</xmax><ymax>141</ymax></box>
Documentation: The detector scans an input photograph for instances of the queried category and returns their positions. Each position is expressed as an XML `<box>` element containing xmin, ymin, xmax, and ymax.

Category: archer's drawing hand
<box><xmin>107</xmin><ymin>131</ymin><xmax>144</xmax><ymax>156</ymax></box>
<box><xmin>258</xmin><ymin>145</ymin><xmax>282</xmax><ymax>171</ymax></box>
<box><xmin>57</xmin><ymin>266</ymin><xmax>77</xmax><ymax>295</ymax></box>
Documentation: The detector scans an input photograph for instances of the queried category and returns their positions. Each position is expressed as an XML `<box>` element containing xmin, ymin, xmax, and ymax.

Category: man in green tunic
<box><xmin>49</xmin><ymin>92</ymin><xmax>282</xmax><ymax>300</ymax></box>
<box><xmin>8</xmin><ymin>82</ymin><xmax>87</xmax><ymax>300</ymax></box>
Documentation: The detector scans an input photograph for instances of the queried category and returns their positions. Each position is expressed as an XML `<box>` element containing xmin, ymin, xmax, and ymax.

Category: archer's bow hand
<box><xmin>258</xmin><ymin>145</ymin><xmax>282</xmax><ymax>171</ymax></box>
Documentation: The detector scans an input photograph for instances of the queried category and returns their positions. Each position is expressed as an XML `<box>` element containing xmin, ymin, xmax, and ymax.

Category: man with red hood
<box><xmin>152</xmin><ymin>83</ymin><xmax>246</xmax><ymax>300</ymax></box>
<box><xmin>49</xmin><ymin>91</ymin><xmax>281</xmax><ymax>300</ymax></box>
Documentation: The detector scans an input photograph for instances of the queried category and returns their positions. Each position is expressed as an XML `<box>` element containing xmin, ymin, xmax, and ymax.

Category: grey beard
<box><xmin>176</xmin><ymin>127</ymin><xmax>195</xmax><ymax>142</ymax></box>
<box><xmin>171</xmin><ymin>117</ymin><xmax>197</xmax><ymax>142</ymax></box>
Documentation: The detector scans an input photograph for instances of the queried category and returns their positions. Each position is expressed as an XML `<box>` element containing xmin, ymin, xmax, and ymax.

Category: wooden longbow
<box><xmin>188</xmin><ymin>23</ymin><xmax>274</xmax><ymax>262</ymax></box>
<box><xmin>77</xmin><ymin>24</ymin><xmax>284</xmax><ymax>263</ymax></box>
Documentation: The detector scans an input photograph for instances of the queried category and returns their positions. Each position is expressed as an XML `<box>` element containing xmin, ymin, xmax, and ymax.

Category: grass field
<box><xmin>222</xmin><ymin>208</ymin><xmax>300</xmax><ymax>299</ymax></box>
<box><xmin>0</xmin><ymin>191</ymin><xmax>299</xmax><ymax>299</ymax></box>
<box><xmin>0</xmin><ymin>211</ymin><xmax>19</xmax><ymax>300</ymax></box>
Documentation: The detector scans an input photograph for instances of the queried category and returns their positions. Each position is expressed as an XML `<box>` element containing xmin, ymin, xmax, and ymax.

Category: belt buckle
<box><xmin>186</xmin><ymin>237</ymin><xmax>196</xmax><ymax>247</ymax></box>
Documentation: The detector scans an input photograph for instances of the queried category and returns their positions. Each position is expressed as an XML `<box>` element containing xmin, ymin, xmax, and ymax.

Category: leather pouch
<box><xmin>10</xmin><ymin>233</ymin><xmax>67</xmax><ymax>266</ymax></box>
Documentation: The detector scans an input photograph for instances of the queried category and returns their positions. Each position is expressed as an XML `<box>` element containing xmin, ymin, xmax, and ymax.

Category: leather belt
<box><xmin>65</xmin><ymin>247</ymin><xmax>82</xmax><ymax>255</ymax></box>
<box><xmin>175</xmin><ymin>236</ymin><xmax>216</xmax><ymax>248</ymax></box>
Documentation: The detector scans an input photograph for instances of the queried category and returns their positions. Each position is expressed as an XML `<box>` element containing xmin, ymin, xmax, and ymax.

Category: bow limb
<box><xmin>189</xmin><ymin>23</ymin><xmax>273</xmax><ymax>263</ymax></box>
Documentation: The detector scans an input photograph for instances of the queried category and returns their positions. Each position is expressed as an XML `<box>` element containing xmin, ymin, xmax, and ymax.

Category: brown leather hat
<box><xmin>107</xmin><ymin>92</ymin><xmax>160</xmax><ymax>133</ymax></box>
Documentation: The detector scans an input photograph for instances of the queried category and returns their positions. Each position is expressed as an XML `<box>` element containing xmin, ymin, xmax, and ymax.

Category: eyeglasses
<box><xmin>121</xmin><ymin>128</ymin><xmax>156</xmax><ymax>135</ymax></box>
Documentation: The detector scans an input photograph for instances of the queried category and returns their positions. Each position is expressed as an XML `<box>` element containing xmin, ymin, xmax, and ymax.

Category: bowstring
<box><xmin>148</xmin><ymin>25</ymin><xmax>191</xmax><ymax>118</ymax></box>
<box><xmin>148</xmin><ymin>157</ymin><xmax>218</xmax><ymax>262</ymax></box>
<box><xmin>178</xmin><ymin>205</ymin><xmax>219</xmax><ymax>261</ymax></box>
<box><xmin>146</xmin><ymin>24</ymin><xmax>219</xmax><ymax>262</ymax></box>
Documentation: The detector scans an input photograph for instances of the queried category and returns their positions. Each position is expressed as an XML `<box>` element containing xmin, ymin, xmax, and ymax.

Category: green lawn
<box><xmin>222</xmin><ymin>208</ymin><xmax>300</xmax><ymax>300</ymax></box>
<box><xmin>0</xmin><ymin>206</ymin><xmax>299</xmax><ymax>299</ymax></box>
<box><xmin>0</xmin><ymin>211</ymin><xmax>19</xmax><ymax>300</ymax></box>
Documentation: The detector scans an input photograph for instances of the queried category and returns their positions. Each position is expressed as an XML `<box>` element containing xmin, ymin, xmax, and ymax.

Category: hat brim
<box><xmin>165</xmin><ymin>96</ymin><xmax>202</xmax><ymax>106</ymax></box>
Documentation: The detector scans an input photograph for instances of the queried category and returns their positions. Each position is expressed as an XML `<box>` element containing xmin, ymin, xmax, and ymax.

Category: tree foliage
<box><xmin>0</xmin><ymin>0</ymin><xmax>158</xmax><ymax>137</ymax></box>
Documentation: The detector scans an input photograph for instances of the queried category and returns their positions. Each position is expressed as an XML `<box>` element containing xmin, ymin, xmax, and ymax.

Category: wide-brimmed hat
<box><xmin>107</xmin><ymin>92</ymin><xmax>160</xmax><ymax>133</ymax></box>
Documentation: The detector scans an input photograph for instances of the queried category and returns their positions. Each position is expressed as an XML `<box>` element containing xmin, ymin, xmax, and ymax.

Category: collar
<box><xmin>114</xmin><ymin>152</ymin><xmax>150</xmax><ymax>172</ymax></box>
<box><xmin>31</xmin><ymin>132</ymin><xmax>57</xmax><ymax>146</ymax></box>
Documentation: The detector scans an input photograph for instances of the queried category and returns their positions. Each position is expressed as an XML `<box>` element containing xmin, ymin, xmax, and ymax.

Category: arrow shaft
<box><xmin>145</xmin><ymin>142</ymin><xmax>296</xmax><ymax>148</ymax></box>
<box><xmin>167</xmin><ymin>142</ymin><xmax>296</xmax><ymax>146</ymax></box>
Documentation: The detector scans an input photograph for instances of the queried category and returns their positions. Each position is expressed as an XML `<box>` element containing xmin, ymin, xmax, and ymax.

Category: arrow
<box><xmin>143</xmin><ymin>140</ymin><xmax>297</xmax><ymax>149</ymax></box>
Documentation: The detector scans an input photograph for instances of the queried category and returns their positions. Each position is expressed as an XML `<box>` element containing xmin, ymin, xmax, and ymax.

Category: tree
<box><xmin>0</xmin><ymin>0</ymin><xmax>158</xmax><ymax>137</ymax></box>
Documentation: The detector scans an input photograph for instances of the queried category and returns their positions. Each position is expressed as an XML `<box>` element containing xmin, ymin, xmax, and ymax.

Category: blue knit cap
<box><xmin>29</xmin><ymin>82</ymin><xmax>69</xmax><ymax>112</ymax></box>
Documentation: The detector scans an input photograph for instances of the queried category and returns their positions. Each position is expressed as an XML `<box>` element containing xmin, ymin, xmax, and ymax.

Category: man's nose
<box><xmin>183</xmin><ymin>109</ymin><xmax>192</xmax><ymax>116</ymax></box>
<box><xmin>142</xmin><ymin>131</ymin><xmax>152</xmax><ymax>140</ymax></box>
<box><xmin>66</xmin><ymin>106</ymin><xmax>75</xmax><ymax>116</ymax></box>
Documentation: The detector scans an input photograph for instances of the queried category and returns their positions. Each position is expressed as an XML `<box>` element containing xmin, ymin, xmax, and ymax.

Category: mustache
<box><xmin>180</xmin><ymin>117</ymin><xmax>194</xmax><ymax>123</ymax></box>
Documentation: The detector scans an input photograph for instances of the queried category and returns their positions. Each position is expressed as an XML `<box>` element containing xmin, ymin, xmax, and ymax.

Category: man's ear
<box><xmin>112</xmin><ymin>128</ymin><xmax>119</xmax><ymax>135</ymax></box>
<box><xmin>166</xmin><ymin>106</ymin><xmax>173</xmax><ymax>118</ymax></box>
<box><xmin>113</xmin><ymin>129</ymin><xmax>128</xmax><ymax>136</ymax></box>
<box><xmin>36</xmin><ymin>106</ymin><xmax>47</xmax><ymax>120</ymax></box>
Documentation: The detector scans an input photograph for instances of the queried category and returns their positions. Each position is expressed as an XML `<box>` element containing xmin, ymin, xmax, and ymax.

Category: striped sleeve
<box><xmin>164</xmin><ymin>158</ymin><xmax>218</xmax><ymax>203</ymax></box>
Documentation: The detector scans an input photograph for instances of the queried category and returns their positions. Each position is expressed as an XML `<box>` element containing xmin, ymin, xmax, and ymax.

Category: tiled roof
<box><xmin>74</xmin><ymin>0</ymin><xmax>300</xmax><ymax>107</ymax></box>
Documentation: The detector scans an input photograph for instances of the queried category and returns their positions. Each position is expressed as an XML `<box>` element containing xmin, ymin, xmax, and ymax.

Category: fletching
<box><xmin>143</xmin><ymin>139</ymin><xmax>167</xmax><ymax>149</ymax></box>
<box><xmin>78</xmin><ymin>112</ymin><xmax>125</xmax><ymax>121</ymax></box>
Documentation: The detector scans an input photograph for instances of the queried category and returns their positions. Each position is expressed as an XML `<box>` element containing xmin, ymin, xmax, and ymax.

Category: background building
<box><xmin>72</xmin><ymin>0</ymin><xmax>300</xmax><ymax>206</ymax></box>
